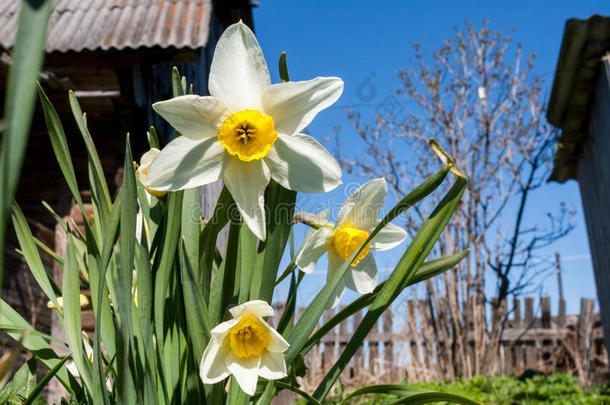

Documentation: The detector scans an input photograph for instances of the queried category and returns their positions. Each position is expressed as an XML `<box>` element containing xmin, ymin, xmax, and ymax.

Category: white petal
<box><xmin>225</xmin><ymin>351</ymin><xmax>261</xmax><ymax>396</ymax></box>
<box><xmin>261</xmin><ymin>77</ymin><xmax>344</xmax><ymax>135</ymax></box>
<box><xmin>264</xmin><ymin>133</ymin><xmax>341</xmax><ymax>193</ymax></box>
<box><xmin>229</xmin><ymin>300</ymin><xmax>275</xmax><ymax>319</ymax></box>
<box><xmin>337</xmin><ymin>178</ymin><xmax>387</xmax><ymax>229</ymax></box>
<box><xmin>210</xmin><ymin>318</ymin><xmax>239</xmax><ymax>341</ymax></box>
<box><xmin>295</xmin><ymin>227</ymin><xmax>332</xmax><ymax>273</ymax></box>
<box><xmin>209</xmin><ymin>21</ymin><xmax>270</xmax><ymax>111</ymax></box>
<box><xmin>263</xmin><ymin>321</ymin><xmax>290</xmax><ymax>353</ymax></box>
<box><xmin>66</xmin><ymin>361</ymin><xmax>79</xmax><ymax>378</ymax></box>
<box><xmin>258</xmin><ymin>351</ymin><xmax>287</xmax><ymax>380</ymax></box>
<box><xmin>199</xmin><ymin>340</ymin><xmax>231</xmax><ymax>384</ymax></box>
<box><xmin>152</xmin><ymin>95</ymin><xmax>227</xmax><ymax>140</ymax></box>
<box><xmin>326</xmin><ymin>252</ymin><xmax>346</xmax><ymax>309</ymax></box>
<box><xmin>370</xmin><ymin>222</ymin><xmax>407</xmax><ymax>251</ymax></box>
<box><xmin>223</xmin><ymin>158</ymin><xmax>270</xmax><ymax>241</ymax></box>
<box><xmin>344</xmin><ymin>254</ymin><xmax>378</xmax><ymax>294</ymax></box>
<box><xmin>147</xmin><ymin>136</ymin><xmax>226</xmax><ymax>191</ymax></box>
<box><xmin>139</xmin><ymin>148</ymin><xmax>161</xmax><ymax>167</ymax></box>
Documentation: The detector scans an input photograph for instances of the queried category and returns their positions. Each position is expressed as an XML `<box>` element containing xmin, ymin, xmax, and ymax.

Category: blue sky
<box><xmin>251</xmin><ymin>1</ymin><xmax>610</xmax><ymax>314</ymax></box>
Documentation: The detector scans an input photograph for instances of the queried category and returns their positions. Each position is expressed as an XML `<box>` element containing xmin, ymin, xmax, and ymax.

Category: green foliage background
<box><xmin>298</xmin><ymin>374</ymin><xmax>610</xmax><ymax>405</ymax></box>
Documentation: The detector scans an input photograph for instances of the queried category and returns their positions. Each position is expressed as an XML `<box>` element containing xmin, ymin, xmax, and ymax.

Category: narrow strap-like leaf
<box><xmin>63</xmin><ymin>234</ymin><xmax>96</xmax><ymax>397</ymax></box>
<box><xmin>93</xmin><ymin>190</ymin><xmax>123</xmax><ymax>405</ymax></box>
<box><xmin>199</xmin><ymin>187</ymin><xmax>233</xmax><ymax>302</ymax></box>
<box><xmin>115</xmin><ymin>134</ymin><xmax>138</xmax><ymax>404</ymax></box>
<box><xmin>179</xmin><ymin>238</ymin><xmax>212</xmax><ymax>362</ymax></box>
<box><xmin>68</xmin><ymin>90</ymin><xmax>112</xmax><ymax>230</ymax></box>
<box><xmin>210</xmin><ymin>219</ymin><xmax>240</xmax><ymax>324</ymax></box>
<box><xmin>237</xmin><ymin>224</ymin><xmax>257</xmax><ymax>303</ymax></box>
<box><xmin>11</xmin><ymin>201</ymin><xmax>62</xmax><ymax>314</ymax></box>
<box><xmin>36</xmin><ymin>83</ymin><xmax>87</xmax><ymax>218</ymax></box>
<box><xmin>275</xmin><ymin>381</ymin><xmax>321</xmax><ymax>405</ymax></box>
<box><xmin>148</xmin><ymin>126</ymin><xmax>160</xmax><ymax>149</ymax></box>
<box><xmin>23</xmin><ymin>355</ymin><xmax>71</xmax><ymax>405</ymax></box>
<box><xmin>279</xmin><ymin>52</ymin><xmax>290</xmax><ymax>82</ymax></box>
<box><xmin>153</xmin><ymin>190</ymin><xmax>183</xmax><ymax>353</ymax></box>
<box><xmin>341</xmin><ymin>384</ymin><xmax>481</xmax><ymax>405</ymax></box>
<box><xmin>251</xmin><ymin>180</ymin><xmax>296</xmax><ymax>302</ymax></box>
<box><xmin>388</xmin><ymin>391</ymin><xmax>481</xmax><ymax>405</ymax></box>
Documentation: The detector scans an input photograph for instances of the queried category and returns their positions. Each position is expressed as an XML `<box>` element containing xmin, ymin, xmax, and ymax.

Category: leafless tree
<box><xmin>335</xmin><ymin>20</ymin><xmax>574</xmax><ymax>379</ymax></box>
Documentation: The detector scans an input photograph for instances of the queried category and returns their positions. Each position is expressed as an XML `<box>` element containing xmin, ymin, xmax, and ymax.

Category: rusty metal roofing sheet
<box><xmin>0</xmin><ymin>0</ymin><xmax>213</xmax><ymax>53</ymax></box>
<box><xmin>547</xmin><ymin>15</ymin><xmax>610</xmax><ymax>183</ymax></box>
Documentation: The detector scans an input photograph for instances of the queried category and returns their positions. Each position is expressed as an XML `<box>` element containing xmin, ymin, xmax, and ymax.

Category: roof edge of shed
<box><xmin>547</xmin><ymin>14</ymin><xmax>610</xmax><ymax>183</ymax></box>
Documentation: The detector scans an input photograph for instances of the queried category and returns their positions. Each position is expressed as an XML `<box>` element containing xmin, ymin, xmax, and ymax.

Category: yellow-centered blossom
<box><xmin>295</xmin><ymin>178</ymin><xmax>407</xmax><ymax>308</ymax></box>
<box><xmin>199</xmin><ymin>300</ymin><xmax>289</xmax><ymax>396</ymax></box>
<box><xmin>147</xmin><ymin>21</ymin><xmax>344</xmax><ymax>241</ymax></box>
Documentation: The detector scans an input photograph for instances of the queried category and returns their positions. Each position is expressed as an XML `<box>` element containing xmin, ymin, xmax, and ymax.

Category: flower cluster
<box><xmin>140</xmin><ymin>21</ymin><xmax>407</xmax><ymax>396</ymax></box>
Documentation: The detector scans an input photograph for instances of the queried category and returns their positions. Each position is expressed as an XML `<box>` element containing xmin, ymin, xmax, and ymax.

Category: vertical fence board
<box><xmin>382</xmin><ymin>309</ymin><xmax>394</xmax><ymax>382</ymax></box>
<box><xmin>512</xmin><ymin>298</ymin><xmax>524</xmax><ymax>374</ymax></box>
<box><xmin>322</xmin><ymin>309</ymin><xmax>335</xmax><ymax>373</ymax></box>
<box><xmin>353</xmin><ymin>310</ymin><xmax>364</xmax><ymax>380</ymax></box>
<box><xmin>579</xmin><ymin>298</ymin><xmax>595</xmax><ymax>384</ymax></box>
<box><xmin>406</xmin><ymin>300</ymin><xmax>422</xmax><ymax>380</ymax></box>
<box><xmin>524</xmin><ymin>297</ymin><xmax>538</xmax><ymax>369</ymax></box>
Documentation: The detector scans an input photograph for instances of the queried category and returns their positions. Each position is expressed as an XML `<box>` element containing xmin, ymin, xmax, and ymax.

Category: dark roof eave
<box><xmin>547</xmin><ymin>15</ymin><xmax>610</xmax><ymax>183</ymax></box>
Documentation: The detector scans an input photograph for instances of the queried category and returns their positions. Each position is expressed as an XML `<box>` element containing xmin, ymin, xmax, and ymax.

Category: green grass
<box><xmin>296</xmin><ymin>373</ymin><xmax>610</xmax><ymax>404</ymax></box>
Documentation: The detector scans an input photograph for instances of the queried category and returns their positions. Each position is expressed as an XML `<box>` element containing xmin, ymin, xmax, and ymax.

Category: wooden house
<box><xmin>547</xmin><ymin>14</ymin><xmax>610</xmax><ymax>366</ymax></box>
<box><xmin>0</xmin><ymin>0</ymin><xmax>254</xmax><ymax>364</ymax></box>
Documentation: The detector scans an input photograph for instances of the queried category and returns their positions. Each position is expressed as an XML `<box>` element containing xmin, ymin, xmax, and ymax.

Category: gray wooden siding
<box><xmin>578</xmin><ymin>55</ymin><xmax>610</xmax><ymax>364</ymax></box>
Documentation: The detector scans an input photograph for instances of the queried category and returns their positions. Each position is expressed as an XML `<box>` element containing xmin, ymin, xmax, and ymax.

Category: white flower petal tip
<box><xmin>223</xmin><ymin>158</ymin><xmax>270</xmax><ymax>241</ymax></box>
<box><xmin>209</xmin><ymin>21</ymin><xmax>271</xmax><ymax>111</ymax></box>
<box><xmin>295</xmin><ymin>227</ymin><xmax>332</xmax><ymax>273</ymax></box>
<box><xmin>261</xmin><ymin>77</ymin><xmax>344</xmax><ymax>135</ymax></box>
<box><xmin>337</xmin><ymin>177</ymin><xmax>387</xmax><ymax>228</ymax></box>
<box><xmin>265</xmin><ymin>133</ymin><xmax>342</xmax><ymax>194</ymax></box>
<box><xmin>344</xmin><ymin>255</ymin><xmax>378</xmax><ymax>294</ymax></box>
<box><xmin>371</xmin><ymin>222</ymin><xmax>407</xmax><ymax>251</ymax></box>
<box><xmin>229</xmin><ymin>300</ymin><xmax>275</xmax><ymax>319</ymax></box>
<box><xmin>136</xmin><ymin>148</ymin><xmax>167</xmax><ymax>197</ymax></box>
<box><xmin>147</xmin><ymin>137</ymin><xmax>226</xmax><ymax>192</ymax></box>
<box><xmin>199</xmin><ymin>300</ymin><xmax>289</xmax><ymax>396</ymax></box>
<box><xmin>151</xmin><ymin>96</ymin><xmax>227</xmax><ymax>140</ymax></box>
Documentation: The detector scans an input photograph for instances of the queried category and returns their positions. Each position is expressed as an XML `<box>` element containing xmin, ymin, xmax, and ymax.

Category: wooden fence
<box><xmin>273</xmin><ymin>296</ymin><xmax>607</xmax><ymax>390</ymax></box>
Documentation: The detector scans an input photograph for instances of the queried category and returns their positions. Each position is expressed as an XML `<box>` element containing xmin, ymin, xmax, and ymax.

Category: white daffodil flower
<box><xmin>295</xmin><ymin>178</ymin><xmax>407</xmax><ymax>308</ymax></box>
<box><xmin>199</xmin><ymin>300</ymin><xmax>289</xmax><ymax>396</ymax></box>
<box><xmin>147</xmin><ymin>21</ymin><xmax>343</xmax><ymax>240</ymax></box>
<box><xmin>136</xmin><ymin>148</ymin><xmax>167</xmax><ymax>197</ymax></box>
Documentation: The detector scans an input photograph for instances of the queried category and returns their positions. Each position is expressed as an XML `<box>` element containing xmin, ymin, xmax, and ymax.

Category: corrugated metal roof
<box><xmin>0</xmin><ymin>0</ymin><xmax>213</xmax><ymax>53</ymax></box>
<box><xmin>547</xmin><ymin>15</ymin><xmax>610</xmax><ymax>183</ymax></box>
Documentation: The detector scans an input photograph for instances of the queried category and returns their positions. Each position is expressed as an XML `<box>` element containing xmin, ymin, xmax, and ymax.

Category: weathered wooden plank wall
<box><xmin>578</xmin><ymin>55</ymin><xmax>610</xmax><ymax>365</ymax></box>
